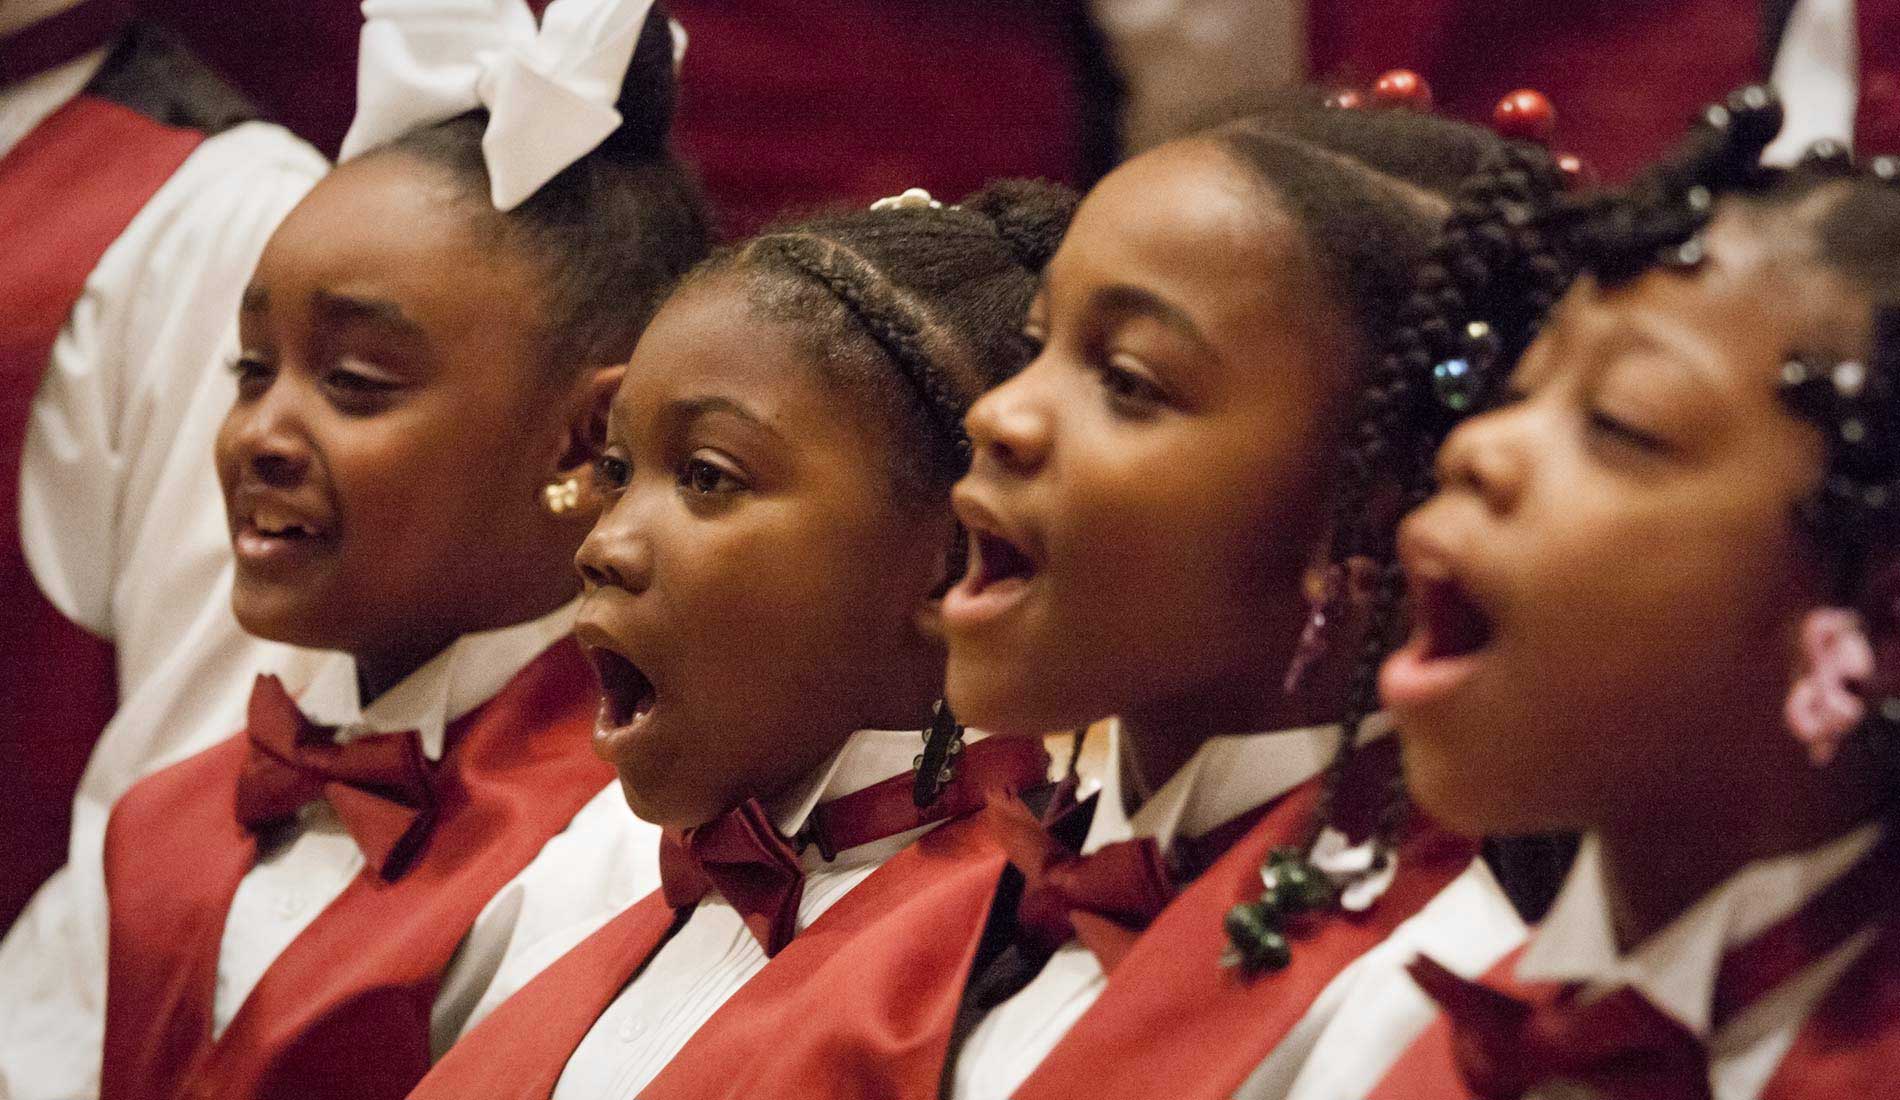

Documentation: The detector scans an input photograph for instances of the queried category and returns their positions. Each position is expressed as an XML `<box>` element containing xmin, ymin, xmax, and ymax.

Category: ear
<box><xmin>552</xmin><ymin>362</ymin><xmax>626</xmax><ymax>473</ymax></box>
<box><xmin>543</xmin><ymin>363</ymin><xmax>626</xmax><ymax>523</ymax></box>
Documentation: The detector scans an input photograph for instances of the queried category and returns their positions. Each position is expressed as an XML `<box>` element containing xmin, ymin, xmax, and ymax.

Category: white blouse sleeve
<box><xmin>18</xmin><ymin>119</ymin><xmax>326</xmax><ymax>694</ymax></box>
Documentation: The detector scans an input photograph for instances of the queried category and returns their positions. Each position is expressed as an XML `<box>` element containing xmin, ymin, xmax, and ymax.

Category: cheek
<box><xmin>1053</xmin><ymin>427</ymin><xmax>1313</xmax><ymax>661</ymax></box>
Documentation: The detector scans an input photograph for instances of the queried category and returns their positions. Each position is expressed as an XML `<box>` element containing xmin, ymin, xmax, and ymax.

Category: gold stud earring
<box><xmin>542</xmin><ymin>477</ymin><xmax>582</xmax><ymax>515</ymax></box>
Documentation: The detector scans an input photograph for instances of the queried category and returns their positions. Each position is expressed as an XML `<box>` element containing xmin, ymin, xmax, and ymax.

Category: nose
<box><xmin>576</xmin><ymin>494</ymin><xmax>654</xmax><ymax>594</ymax></box>
<box><xmin>224</xmin><ymin>378</ymin><xmax>312</xmax><ymax>489</ymax></box>
<box><xmin>964</xmin><ymin>365</ymin><xmax>1054</xmax><ymax>477</ymax></box>
<box><xmin>1434</xmin><ymin>405</ymin><xmax>1531</xmax><ymax>514</ymax></box>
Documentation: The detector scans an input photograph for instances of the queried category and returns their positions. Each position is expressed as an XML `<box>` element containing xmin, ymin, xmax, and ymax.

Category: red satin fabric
<box><xmin>1760</xmin><ymin>915</ymin><xmax>1900</xmax><ymax>1099</ymax></box>
<box><xmin>635</xmin><ymin>811</ymin><xmax>1036</xmax><ymax>1100</ymax></box>
<box><xmin>0</xmin><ymin>95</ymin><xmax>201</xmax><ymax>933</ymax></box>
<box><xmin>1009</xmin><ymin>761</ymin><xmax>1479</xmax><ymax>1100</ymax></box>
<box><xmin>410</xmin><ymin>736</ymin><xmax>1050</xmax><ymax>1100</ymax></box>
<box><xmin>1400</xmin><ymin>953</ymin><xmax>1712</xmax><ymax>1100</ymax></box>
<box><xmin>99</xmin><ymin>638</ymin><xmax>613</xmax><ymax>1100</ymax></box>
<box><xmin>1371</xmin><ymin>837</ymin><xmax>1900</xmax><ymax>1100</ymax></box>
<box><xmin>659</xmin><ymin>798</ymin><xmax>807</xmax><ymax>956</ymax></box>
<box><xmin>985</xmin><ymin>796</ymin><xmax>1176</xmax><ymax>973</ymax></box>
<box><xmin>404</xmin><ymin>892</ymin><xmax>687</xmax><ymax>1100</ymax></box>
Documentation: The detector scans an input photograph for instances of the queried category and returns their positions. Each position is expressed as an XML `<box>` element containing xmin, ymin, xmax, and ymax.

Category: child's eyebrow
<box><xmin>1091</xmin><ymin>284</ymin><xmax>1213</xmax><ymax>354</ymax></box>
<box><xmin>311</xmin><ymin>289</ymin><xmax>426</xmax><ymax>337</ymax></box>
<box><xmin>670</xmin><ymin>395</ymin><xmax>784</xmax><ymax>441</ymax></box>
<box><xmin>240</xmin><ymin>286</ymin><xmax>269</xmax><ymax>313</ymax></box>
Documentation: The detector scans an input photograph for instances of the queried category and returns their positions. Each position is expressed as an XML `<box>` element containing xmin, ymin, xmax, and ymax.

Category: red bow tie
<box><xmin>659</xmin><ymin>735</ymin><xmax>1051</xmax><ymax>957</ymax></box>
<box><xmin>985</xmin><ymin>796</ymin><xmax>1173</xmax><ymax>973</ymax></box>
<box><xmin>1408</xmin><ymin>956</ymin><xmax>1712</xmax><ymax>1100</ymax></box>
<box><xmin>1410</xmin><ymin>833</ymin><xmax>1895</xmax><ymax>1100</ymax></box>
<box><xmin>234</xmin><ymin>674</ymin><xmax>438</xmax><ymax>881</ymax></box>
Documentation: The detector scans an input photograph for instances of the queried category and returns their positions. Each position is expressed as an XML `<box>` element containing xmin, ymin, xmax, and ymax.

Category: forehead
<box><xmin>1051</xmin><ymin>139</ymin><xmax>1308</xmax><ymax>324</ymax></box>
<box><xmin>250</xmin><ymin>155</ymin><xmax>543</xmax><ymax>338</ymax></box>
<box><xmin>613</xmin><ymin>277</ymin><xmax>883</xmax><ymax>444</ymax></box>
<box><xmin>1559</xmin><ymin>202</ymin><xmax>1867</xmax><ymax>394</ymax></box>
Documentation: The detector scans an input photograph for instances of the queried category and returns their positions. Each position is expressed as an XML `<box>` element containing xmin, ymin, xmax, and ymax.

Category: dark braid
<box><xmin>1195</xmin><ymin>104</ymin><xmax>1581</xmax><ymax>968</ymax></box>
<box><xmin>754</xmin><ymin>234</ymin><xmax>974</xmax><ymax>479</ymax></box>
<box><xmin>689</xmin><ymin>180</ymin><xmax>1079</xmax><ymax>507</ymax></box>
<box><xmin>1312</xmin><ymin>140</ymin><xmax>1577</xmax><ymax>863</ymax></box>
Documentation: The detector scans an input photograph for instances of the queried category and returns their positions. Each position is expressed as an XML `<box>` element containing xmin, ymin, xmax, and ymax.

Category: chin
<box><xmin>229</xmin><ymin>586</ymin><xmax>329</xmax><ymax>649</ymax></box>
<box><xmin>614</xmin><ymin>770</ymin><xmax>729</xmax><ymax>832</ymax></box>
<box><xmin>947</xmin><ymin>664</ymin><xmax>1077</xmax><ymax>740</ymax></box>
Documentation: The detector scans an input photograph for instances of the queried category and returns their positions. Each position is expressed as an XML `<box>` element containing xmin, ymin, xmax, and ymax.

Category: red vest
<box><xmin>99</xmin><ymin>638</ymin><xmax>614</xmax><ymax>1100</ymax></box>
<box><xmin>1368</xmin><ymin>835</ymin><xmax>1900</xmax><ymax>1100</ymax></box>
<box><xmin>0</xmin><ymin>94</ymin><xmax>204</xmax><ymax>933</ymax></box>
<box><xmin>407</xmin><ymin>757</ymin><xmax>1052</xmax><ymax>1100</ymax></box>
<box><xmin>1366</xmin><ymin>866</ymin><xmax>1900</xmax><ymax>1099</ymax></box>
<box><xmin>1004</xmin><ymin>773</ymin><xmax>1477</xmax><ymax>1100</ymax></box>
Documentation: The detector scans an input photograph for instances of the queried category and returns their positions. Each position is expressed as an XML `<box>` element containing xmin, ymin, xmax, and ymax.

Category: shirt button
<box><xmin>617</xmin><ymin>1017</ymin><xmax>645</xmax><ymax>1043</ymax></box>
<box><xmin>273</xmin><ymin>892</ymin><xmax>305</xmax><ymax>919</ymax></box>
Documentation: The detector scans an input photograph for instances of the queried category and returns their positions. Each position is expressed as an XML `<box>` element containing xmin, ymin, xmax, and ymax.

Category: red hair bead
<box><xmin>1492</xmin><ymin>89</ymin><xmax>1557</xmax><ymax>144</ymax></box>
<box><xmin>1371</xmin><ymin>69</ymin><xmax>1432</xmax><ymax>111</ymax></box>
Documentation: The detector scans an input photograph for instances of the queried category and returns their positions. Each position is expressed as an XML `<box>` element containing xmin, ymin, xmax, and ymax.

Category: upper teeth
<box><xmin>254</xmin><ymin>507</ymin><xmax>308</xmax><ymax>536</ymax></box>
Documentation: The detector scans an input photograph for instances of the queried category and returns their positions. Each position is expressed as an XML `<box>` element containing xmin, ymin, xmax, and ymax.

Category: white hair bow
<box><xmin>339</xmin><ymin>0</ymin><xmax>684</xmax><ymax>212</ymax></box>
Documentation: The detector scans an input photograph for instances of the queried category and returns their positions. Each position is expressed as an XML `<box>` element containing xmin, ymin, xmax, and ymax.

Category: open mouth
<box><xmin>942</xmin><ymin>502</ymin><xmax>1043</xmax><ymax>629</ymax></box>
<box><xmin>232</xmin><ymin>498</ymin><xmax>335</xmax><ymax>569</ymax></box>
<box><xmin>249</xmin><ymin>505</ymin><xmax>326</xmax><ymax>542</ymax></box>
<box><xmin>1412</xmin><ymin>573</ymin><xmax>1493</xmax><ymax>662</ymax></box>
<box><xmin>966</xmin><ymin>528</ymin><xmax>1038</xmax><ymax>595</ymax></box>
<box><xmin>588</xmin><ymin>644</ymin><xmax>657</xmax><ymax>742</ymax></box>
<box><xmin>1379</xmin><ymin>537</ymin><xmax>1496</xmax><ymax>709</ymax></box>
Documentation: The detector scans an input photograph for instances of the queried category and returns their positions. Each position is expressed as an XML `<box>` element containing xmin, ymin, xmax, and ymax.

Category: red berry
<box><xmin>1493</xmin><ymin>89</ymin><xmax>1557</xmax><ymax>144</ymax></box>
<box><xmin>1371</xmin><ymin>69</ymin><xmax>1433</xmax><ymax>111</ymax></box>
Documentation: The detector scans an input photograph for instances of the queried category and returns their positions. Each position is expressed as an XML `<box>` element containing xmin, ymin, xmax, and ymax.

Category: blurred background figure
<box><xmin>134</xmin><ymin>0</ymin><xmax>1894</xmax><ymax>232</ymax></box>
<box><xmin>1</xmin><ymin>0</ymin><xmax>323</xmax><ymax>932</ymax></box>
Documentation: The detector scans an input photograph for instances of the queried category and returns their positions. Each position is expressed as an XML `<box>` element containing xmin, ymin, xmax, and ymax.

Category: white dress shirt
<box><xmin>0</xmin><ymin>602</ymin><xmax>653</xmax><ymax>1099</ymax></box>
<box><xmin>549</xmin><ymin>728</ymin><xmax>942</xmax><ymax>1100</ymax></box>
<box><xmin>1512</xmin><ymin>825</ymin><xmax>1882</xmax><ymax>1100</ymax></box>
<box><xmin>950</xmin><ymin>716</ymin><xmax>1525</xmax><ymax>1100</ymax></box>
<box><xmin>1764</xmin><ymin>0</ymin><xmax>1859</xmax><ymax>165</ymax></box>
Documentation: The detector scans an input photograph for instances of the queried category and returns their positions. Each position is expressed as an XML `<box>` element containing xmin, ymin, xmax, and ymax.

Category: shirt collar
<box><xmin>766</xmin><ymin>727</ymin><xmax>961</xmax><ymax>870</ymax></box>
<box><xmin>1080</xmin><ymin>713</ymin><xmax>1391</xmax><ymax>856</ymax></box>
<box><xmin>1518</xmin><ymin>823</ymin><xmax>1884</xmax><ymax>1037</ymax></box>
<box><xmin>285</xmin><ymin>599</ymin><xmax>579</xmax><ymax>761</ymax></box>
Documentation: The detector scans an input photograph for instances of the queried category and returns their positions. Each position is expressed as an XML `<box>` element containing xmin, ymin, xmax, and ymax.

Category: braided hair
<box><xmin>1367</xmin><ymin>87</ymin><xmax>1900</xmax><ymax>916</ymax></box>
<box><xmin>1195</xmin><ymin>102</ymin><xmax>1583</xmax><ymax>964</ymax></box>
<box><xmin>371</xmin><ymin>2</ymin><xmax>713</xmax><ymax>378</ymax></box>
<box><xmin>688</xmin><ymin>180</ymin><xmax>1079</xmax><ymax>509</ymax></box>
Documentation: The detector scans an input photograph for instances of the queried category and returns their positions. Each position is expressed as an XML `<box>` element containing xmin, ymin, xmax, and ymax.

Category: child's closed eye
<box><xmin>1092</xmin><ymin>353</ymin><xmax>1171</xmax><ymax>416</ymax></box>
<box><xmin>229</xmin><ymin>354</ymin><xmax>275</xmax><ymax>399</ymax></box>
<box><xmin>1586</xmin><ymin>408</ymin><xmax>1672</xmax><ymax>455</ymax></box>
